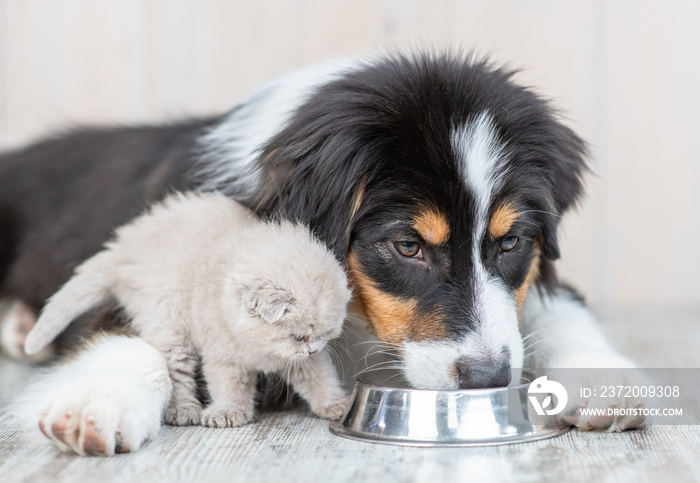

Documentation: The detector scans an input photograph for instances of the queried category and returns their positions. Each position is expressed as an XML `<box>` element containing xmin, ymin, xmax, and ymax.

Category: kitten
<box><xmin>25</xmin><ymin>192</ymin><xmax>352</xmax><ymax>428</ymax></box>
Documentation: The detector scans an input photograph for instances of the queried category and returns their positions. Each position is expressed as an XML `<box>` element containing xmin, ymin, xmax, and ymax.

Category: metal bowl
<box><xmin>330</xmin><ymin>377</ymin><xmax>571</xmax><ymax>447</ymax></box>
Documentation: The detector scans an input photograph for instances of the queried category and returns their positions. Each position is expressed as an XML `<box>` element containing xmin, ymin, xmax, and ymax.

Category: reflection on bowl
<box><xmin>330</xmin><ymin>376</ymin><xmax>571</xmax><ymax>447</ymax></box>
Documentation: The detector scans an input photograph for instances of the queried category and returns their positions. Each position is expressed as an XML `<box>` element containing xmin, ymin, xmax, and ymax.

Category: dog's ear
<box><xmin>245</xmin><ymin>96</ymin><xmax>373</xmax><ymax>261</ymax></box>
<box><xmin>540</xmin><ymin>214</ymin><xmax>561</xmax><ymax>261</ymax></box>
<box><xmin>239</xmin><ymin>280</ymin><xmax>296</xmax><ymax>323</ymax></box>
<box><xmin>248</xmin><ymin>150</ymin><xmax>367</xmax><ymax>260</ymax></box>
<box><xmin>536</xmin><ymin>121</ymin><xmax>589</xmax><ymax>262</ymax></box>
<box><xmin>548</xmin><ymin>125</ymin><xmax>588</xmax><ymax>217</ymax></box>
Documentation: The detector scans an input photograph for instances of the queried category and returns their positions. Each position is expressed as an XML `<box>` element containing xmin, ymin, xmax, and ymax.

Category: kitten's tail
<box><xmin>24</xmin><ymin>251</ymin><xmax>116</xmax><ymax>355</ymax></box>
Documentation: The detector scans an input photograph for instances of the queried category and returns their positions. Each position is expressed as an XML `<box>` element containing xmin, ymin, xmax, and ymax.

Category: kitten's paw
<box><xmin>38</xmin><ymin>381</ymin><xmax>155</xmax><ymax>456</ymax></box>
<box><xmin>0</xmin><ymin>300</ymin><xmax>54</xmax><ymax>363</ymax></box>
<box><xmin>313</xmin><ymin>397</ymin><xmax>350</xmax><ymax>420</ymax></box>
<box><xmin>201</xmin><ymin>405</ymin><xmax>255</xmax><ymax>428</ymax></box>
<box><xmin>165</xmin><ymin>403</ymin><xmax>202</xmax><ymax>426</ymax></box>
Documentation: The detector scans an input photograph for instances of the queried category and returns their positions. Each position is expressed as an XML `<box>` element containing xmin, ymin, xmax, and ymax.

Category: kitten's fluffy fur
<box><xmin>25</xmin><ymin>192</ymin><xmax>352</xmax><ymax>427</ymax></box>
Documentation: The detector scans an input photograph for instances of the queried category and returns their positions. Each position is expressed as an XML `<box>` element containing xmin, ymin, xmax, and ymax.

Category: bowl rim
<box><xmin>333</xmin><ymin>370</ymin><xmax>571</xmax><ymax>447</ymax></box>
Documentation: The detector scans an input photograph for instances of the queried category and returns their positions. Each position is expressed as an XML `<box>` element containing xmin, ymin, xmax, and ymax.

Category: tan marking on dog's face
<box><xmin>346</xmin><ymin>175</ymin><xmax>367</xmax><ymax>241</ymax></box>
<box><xmin>514</xmin><ymin>242</ymin><xmax>541</xmax><ymax>317</ymax></box>
<box><xmin>260</xmin><ymin>147</ymin><xmax>280</xmax><ymax>165</ymax></box>
<box><xmin>347</xmin><ymin>251</ymin><xmax>447</xmax><ymax>344</ymax></box>
<box><xmin>412</xmin><ymin>207</ymin><xmax>450</xmax><ymax>245</ymax></box>
<box><xmin>489</xmin><ymin>202</ymin><xmax>520</xmax><ymax>239</ymax></box>
<box><xmin>349</xmin><ymin>176</ymin><xmax>367</xmax><ymax>222</ymax></box>
<box><xmin>254</xmin><ymin>149</ymin><xmax>293</xmax><ymax>212</ymax></box>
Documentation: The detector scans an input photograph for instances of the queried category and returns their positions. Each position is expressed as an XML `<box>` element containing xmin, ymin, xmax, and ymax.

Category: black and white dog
<box><xmin>0</xmin><ymin>52</ymin><xmax>642</xmax><ymax>455</ymax></box>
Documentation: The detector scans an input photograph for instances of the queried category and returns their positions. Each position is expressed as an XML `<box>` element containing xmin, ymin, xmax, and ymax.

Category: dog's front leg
<box><xmin>12</xmin><ymin>334</ymin><xmax>172</xmax><ymax>455</ymax></box>
<box><xmin>520</xmin><ymin>287</ymin><xmax>646</xmax><ymax>432</ymax></box>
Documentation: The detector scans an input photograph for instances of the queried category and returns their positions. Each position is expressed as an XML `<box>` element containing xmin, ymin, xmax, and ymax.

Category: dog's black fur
<box><xmin>0</xmin><ymin>121</ymin><xmax>217</xmax><ymax>349</ymax></box>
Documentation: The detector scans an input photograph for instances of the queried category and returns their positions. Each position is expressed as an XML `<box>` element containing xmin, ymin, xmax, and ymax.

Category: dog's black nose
<box><xmin>456</xmin><ymin>357</ymin><xmax>511</xmax><ymax>389</ymax></box>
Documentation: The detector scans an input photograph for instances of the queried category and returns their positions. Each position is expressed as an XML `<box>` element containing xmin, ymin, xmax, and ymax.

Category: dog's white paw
<box><xmin>201</xmin><ymin>404</ymin><xmax>255</xmax><ymax>428</ymax></box>
<box><xmin>0</xmin><ymin>300</ymin><xmax>54</xmax><ymax>363</ymax></box>
<box><xmin>37</xmin><ymin>374</ymin><xmax>162</xmax><ymax>455</ymax></box>
<box><xmin>548</xmin><ymin>366</ymin><xmax>647</xmax><ymax>432</ymax></box>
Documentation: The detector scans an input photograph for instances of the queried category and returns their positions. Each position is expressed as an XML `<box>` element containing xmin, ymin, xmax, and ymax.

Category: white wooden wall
<box><xmin>1</xmin><ymin>0</ymin><xmax>698</xmax><ymax>309</ymax></box>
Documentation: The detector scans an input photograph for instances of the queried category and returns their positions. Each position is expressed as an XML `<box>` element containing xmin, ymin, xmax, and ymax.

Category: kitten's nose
<box><xmin>308</xmin><ymin>348</ymin><xmax>318</xmax><ymax>355</ymax></box>
<box><xmin>455</xmin><ymin>357</ymin><xmax>511</xmax><ymax>389</ymax></box>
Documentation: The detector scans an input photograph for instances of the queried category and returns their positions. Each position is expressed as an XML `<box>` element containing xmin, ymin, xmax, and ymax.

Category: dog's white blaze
<box><xmin>471</xmin><ymin>271</ymin><xmax>524</xmax><ymax>371</ymax></box>
<box><xmin>404</xmin><ymin>113</ymin><xmax>523</xmax><ymax>389</ymax></box>
<box><xmin>196</xmin><ymin>59</ymin><xmax>361</xmax><ymax>197</ymax></box>
<box><xmin>452</xmin><ymin>112</ymin><xmax>510</xmax><ymax>240</ymax></box>
<box><xmin>402</xmin><ymin>275</ymin><xmax>524</xmax><ymax>389</ymax></box>
<box><xmin>453</xmin><ymin>114</ymin><xmax>514</xmax><ymax>346</ymax></box>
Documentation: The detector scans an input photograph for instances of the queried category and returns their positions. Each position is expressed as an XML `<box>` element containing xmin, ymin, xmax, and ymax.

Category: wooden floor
<box><xmin>2</xmin><ymin>306</ymin><xmax>699</xmax><ymax>483</ymax></box>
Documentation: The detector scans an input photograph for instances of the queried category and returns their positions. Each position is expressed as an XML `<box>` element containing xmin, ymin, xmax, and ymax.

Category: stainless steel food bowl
<box><xmin>330</xmin><ymin>378</ymin><xmax>571</xmax><ymax>447</ymax></box>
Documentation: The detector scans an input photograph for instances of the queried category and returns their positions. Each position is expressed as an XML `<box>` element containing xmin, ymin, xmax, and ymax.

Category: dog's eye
<box><xmin>394</xmin><ymin>241</ymin><xmax>421</xmax><ymax>258</ymax></box>
<box><xmin>500</xmin><ymin>236</ymin><xmax>519</xmax><ymax>252</ymax></box>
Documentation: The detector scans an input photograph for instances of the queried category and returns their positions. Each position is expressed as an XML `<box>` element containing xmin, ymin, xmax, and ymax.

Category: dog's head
<box><xmin>248</xmin><ymin>53</ymin><xmax>587</xmax><ymax>389</ymax></box>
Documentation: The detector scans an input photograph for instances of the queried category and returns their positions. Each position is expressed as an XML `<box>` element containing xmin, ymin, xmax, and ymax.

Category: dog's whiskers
<box><xmin>327</xmin><ymin>339</ymin><xmax>353</xmax><ymax>359</ymax></box>
<box><xmin>522</xmin><ymin>337</ymin><xmax>553</xmax><ymax>354</ymax></box>
<box><xmin>377</xmin><ymin>371</ymin><xmax>406</xmax><ymax>386</ymax></box>
<box><xmin>521</xmin><ymin>327</ymin><xmax>549</xmax><ymax>343</ymax></box>
<box><xmin>362</xmin><ymin>345</ymin><xmax>401</xmax><ymax>367</ymax></box>
<box><xmin>349</xmin><ymin>340</ymin><xmax>402</xmax><ymax>349</ymax></box>
<box><xmin>522</xmin><ymin>347</ymin><xmax>549</xmax><ymax>362</ymax></box>
<box><xmin>354</xmin><ymin>359</ymin><xmax>404</xmax><ymax>378</ymax></box>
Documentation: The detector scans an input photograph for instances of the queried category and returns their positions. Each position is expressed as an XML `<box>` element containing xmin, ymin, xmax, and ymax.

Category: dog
<box><xmin>0</xmin><ymin>51</ymin><xmax>644</xmax><ymax>455</ymax></box>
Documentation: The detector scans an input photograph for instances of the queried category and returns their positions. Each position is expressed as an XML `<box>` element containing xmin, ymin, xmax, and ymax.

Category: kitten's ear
<box><xmin>241</xmin><ymin>282</ymin><xmax>296</xmax><ymax>323</ymax></box>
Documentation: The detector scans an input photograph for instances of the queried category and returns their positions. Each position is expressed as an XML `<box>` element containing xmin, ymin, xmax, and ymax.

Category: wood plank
<box><xmin>0</xmin><ymin>0</ymin><xmax>6</xmax><ymax>150</ymax></box>
<box><xmin>141</xmin><ymin>0</ymin><xmax>301</xmax><ymax>121</ymax></box>
<box><xmin>378</xmin><ymin>0</ymin><xmax>456</xmax><ymax>46</ymax></box>
<box><xmin>605</xmin><ymin>0</ymin><xmax>700</xmax><ymax>307</ymax></box>
<box><xmin>5</xmin><ymin>0</ymin><xmax>144</xmax><ymax>149</ymax></box>
<box><xmin>1</xmin><ymin>403</ymin><xmax>699</xmax><ymax>482</ymax></box>
<box><xmin>294</xmin><ymin>0</ymin><xmax>384</xmax><ymax>65</ymax></box>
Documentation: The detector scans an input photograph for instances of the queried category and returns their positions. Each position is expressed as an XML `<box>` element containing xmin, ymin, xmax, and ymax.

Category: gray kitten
<box><xmin>25</xmin><ymin>192</ymin><xmax>352</xmax><ymax>428</ymax></box>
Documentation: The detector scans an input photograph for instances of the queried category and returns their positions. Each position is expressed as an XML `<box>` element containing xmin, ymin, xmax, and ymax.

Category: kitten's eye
<box><xmin>394</xmin><ymin>241</ymin><xmax>422</xmax><ymax>258</ymax></box>
<box><xmin>500</xmin><ymin>236</ymin><xmax>519</xmax><ymax>252</ymax></box>
<box><xmin>293</xmin><ymin>334</ymin><xmax>309</xmax><ymax>343</ymax></box>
